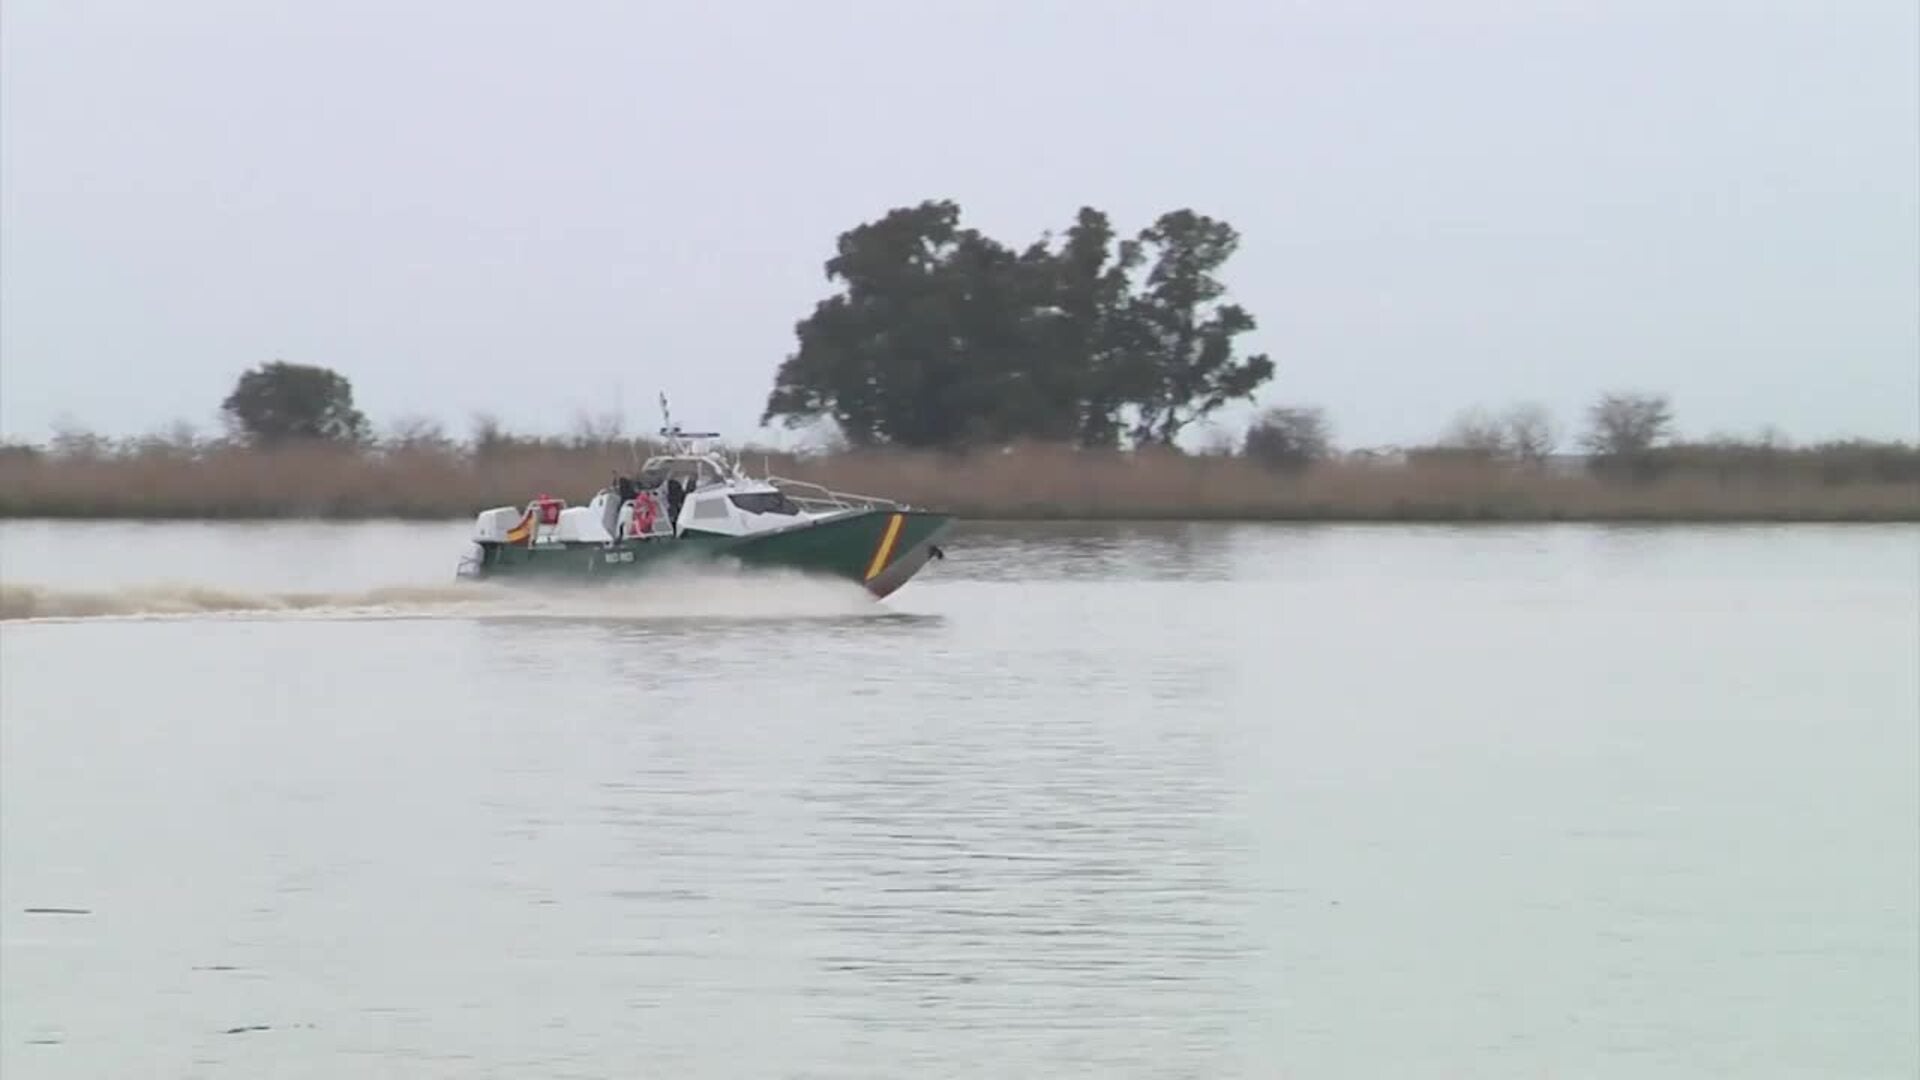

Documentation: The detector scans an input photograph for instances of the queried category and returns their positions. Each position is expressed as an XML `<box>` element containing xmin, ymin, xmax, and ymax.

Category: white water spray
<box><xmin>0</xmin><ymin>566</ymin><xmax>887</xmax><ymax>624</ymax></box>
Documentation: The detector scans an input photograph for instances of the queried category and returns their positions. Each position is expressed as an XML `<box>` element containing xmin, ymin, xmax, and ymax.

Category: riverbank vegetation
<box><xmin>2</xmin><ymin>415</ymin><xmax>1914</xmax><ymax>522</ymax></box>
<box><xmin>3</xmin><ymin>199</ymin><xmax>1914</xmax><ymax>522</ymax></box>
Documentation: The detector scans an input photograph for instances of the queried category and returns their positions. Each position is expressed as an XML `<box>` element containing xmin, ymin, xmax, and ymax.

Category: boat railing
<box><xmin>766</xmin><ymin>475</ymin><xmax>907</xmax><ymax>513</ymax></box>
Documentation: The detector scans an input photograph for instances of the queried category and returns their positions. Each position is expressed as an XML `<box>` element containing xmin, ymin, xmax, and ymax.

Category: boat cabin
<box><xmin>464</xmin><ymin>410</ymin><xmax>901</xmax><ymax>555</ymax></box>
<box><xmin>467</xmin><ymin>436</ymin><xmax>819</xmax><ymax>550</ymax></box>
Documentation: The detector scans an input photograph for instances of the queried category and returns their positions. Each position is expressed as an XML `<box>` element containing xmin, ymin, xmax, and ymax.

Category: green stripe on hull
<box><xmin>465</xmin><ymin>509</ymin><xmax>952</xmax><ymax>597</ymax></box>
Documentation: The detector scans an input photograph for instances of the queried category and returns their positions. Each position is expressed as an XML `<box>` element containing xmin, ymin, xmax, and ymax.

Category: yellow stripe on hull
<box><xmin>863</xmin><ymin>512</ymin><xmax>906</xmax><ymax>582</ymax></box>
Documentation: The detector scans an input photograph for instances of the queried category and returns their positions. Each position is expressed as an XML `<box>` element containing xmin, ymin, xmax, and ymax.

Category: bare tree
<box><xmin>127</xmin><ymin>420</ymin><xmax>203</xmax><ymax>459</ymax></box>
<box><xmin>1581</xmin><ymin>391</ymin><xmax>1674</xmax><ymax>459</ymax></box>
<box><xmin>384</xmin><ymin>414</ymin><xmax>454</xmax><ymax>453</ymax></box>
<box><xmin>49</xmin><ymin>417</ymin><xmax>113</xmax><ymax>460</ymax></box>
<box><xmin>569</xmin><ymin>408</ymin><xmax>624</xmax><ymax>449</ymax></box>
<box><xmin>1502</xmin><ymin>403</ymin><xmax>1559</xmax><ymax>465</ymax></box>
<box><xmin>1243</xmin><ymin>405</ymin><xmax>1333</xmax><ymax>470</ymax></box>
<box><xmin>1438</xmin><ymin>406</ymin><xmax>1510</xmax><ymax>457</ymax></box>
<box><xmin>469</xmin><ymin>412</ymin><xmax>514</xmax><ymax>458</ymax></box>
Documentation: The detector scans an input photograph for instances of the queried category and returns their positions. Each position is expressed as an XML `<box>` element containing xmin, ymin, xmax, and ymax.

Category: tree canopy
<box><xmin>762</xmin><ymin>201</ymin><xmax>1274</xmax><ymax>450</ymax></box>
<box><xmin>220</xmin><ymin>360</ymin><xmax>370</xmax><ymax>446</ymax></box>
<box><xmin>1581</xmin><ymin>391</ymin><xmax>1674</xmax><ymax>459</ymax></box>
<box><xmin>1243</xmin><ymin>405</ymin><xmax>1332</xmax><ymax>471</ymax></box>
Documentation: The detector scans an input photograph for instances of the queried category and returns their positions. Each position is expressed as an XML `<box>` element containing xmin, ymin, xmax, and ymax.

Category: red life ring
<box><xmin>630</xmin><ymin>493</ymin><xmax>658</xmax><ymax>537</ymax></box>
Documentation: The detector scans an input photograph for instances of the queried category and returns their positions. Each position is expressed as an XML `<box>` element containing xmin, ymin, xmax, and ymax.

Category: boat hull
<box><xmin>460</xmin><ymin>509</ymin><xmax>952</xmax><ymax>599</ymax></box>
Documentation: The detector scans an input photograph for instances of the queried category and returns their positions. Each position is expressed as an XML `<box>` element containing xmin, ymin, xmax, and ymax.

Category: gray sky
<box><xmin>3</xmin><ymin>0</ymin><xmax>1916</xmax><ymax>451</ymax></box>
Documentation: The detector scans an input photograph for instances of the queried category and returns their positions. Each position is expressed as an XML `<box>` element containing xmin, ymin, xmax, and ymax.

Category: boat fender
<box><xmin>929</xmin><ymin>544</ymin><xmax>945</xmax><ymax>561</ymax></box>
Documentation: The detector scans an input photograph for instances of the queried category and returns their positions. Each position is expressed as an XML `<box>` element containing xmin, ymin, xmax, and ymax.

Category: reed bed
<box><xmin>1</xmin><ymin>440</ymin><xmax>1915</xmax><ymax>523</ymax></box>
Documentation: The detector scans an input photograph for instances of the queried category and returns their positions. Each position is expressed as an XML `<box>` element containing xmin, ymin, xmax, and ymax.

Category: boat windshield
<box><xmin>729</xmin><ymin>491</ymin><xmax>801</xmax><ymax>516</ymax></box>
<box><xmin>635</xmin><ymin>457</ymin><xmax>729</xmax><ymax>490</ymax></box>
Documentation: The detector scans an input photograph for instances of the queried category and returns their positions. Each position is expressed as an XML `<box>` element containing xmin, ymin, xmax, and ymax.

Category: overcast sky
<box><xmin>3</xmin><ymin>0</ymin><xmax>1915</xmax><ymax>450</ymax></box>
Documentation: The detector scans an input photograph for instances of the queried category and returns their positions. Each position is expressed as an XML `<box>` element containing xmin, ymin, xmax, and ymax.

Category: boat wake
<box><xmin>0</xmin><ymin>567</ymin><xmax>894</xmax><ymax>625</ymax></box>
<box><xmin>0</xmin><ymin>582</ymin><xmax>497</xmax><ymax>622</ymax></box>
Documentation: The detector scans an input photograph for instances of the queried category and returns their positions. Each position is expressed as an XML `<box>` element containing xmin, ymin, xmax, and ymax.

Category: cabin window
<box><xmin>692</xmin><ymin>496</ymin><xmax>731</xmax><ymax>520</ymax></box>
<box><xmin>729</xmin><ymin>492</ymin><xmax>800</xmax><ymax>516</ymax></box>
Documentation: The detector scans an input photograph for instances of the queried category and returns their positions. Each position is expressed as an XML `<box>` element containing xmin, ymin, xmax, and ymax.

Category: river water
<box><xmin>1</xmin><ymin>519</ymin><xmax>1915</xmax><ymax>1078</ymax></box>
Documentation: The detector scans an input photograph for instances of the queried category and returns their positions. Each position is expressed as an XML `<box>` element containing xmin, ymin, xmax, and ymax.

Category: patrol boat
<box><xmin>453</xmin><ymin>410</ymin><xmax>953</xmax><ymax>600</ymax></box>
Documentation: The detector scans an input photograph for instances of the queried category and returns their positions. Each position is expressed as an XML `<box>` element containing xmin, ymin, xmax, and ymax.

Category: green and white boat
<box><xmin>453</xmin><ymin>414</ymin><xmax>953</xmax><ymax>600</ymax></box>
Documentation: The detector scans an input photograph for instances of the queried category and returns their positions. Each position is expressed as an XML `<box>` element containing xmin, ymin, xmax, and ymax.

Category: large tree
<box><xmin>1034</xmin><ymin>206</ymin><xmax>1143</xmax><ymax>447</ymax></box>
<box><xmin>220</xmin><ymin>360</ymin><xmax>370</xmax><ymax>446</ymax></box>
<box><xmin>761</xmin><ymin>201</ymin><xmax>1275</xmax><ymax>450</ymax></box>
<box><xmin>762</xmin><ymin>201</ymin><xmax>1016</xmax><ymax>447</ymax></box>
<box><xmin>1118</xmin><ymin>210</ymin><xmax>1274</xmax><ymax>446</ymax></box>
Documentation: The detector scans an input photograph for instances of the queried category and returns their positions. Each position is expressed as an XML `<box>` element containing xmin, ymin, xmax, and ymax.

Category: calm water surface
<box><xmin>1</xmin><ymin>520</ymin><xmax>1916</xmax><ymax>1078</ymax></box>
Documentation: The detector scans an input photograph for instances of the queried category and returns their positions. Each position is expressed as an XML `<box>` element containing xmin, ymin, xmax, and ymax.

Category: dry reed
<box><xmin>1</xmin><ymin>439</ymin><xmax>1914</xmax><ymax>522</ymax></box>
